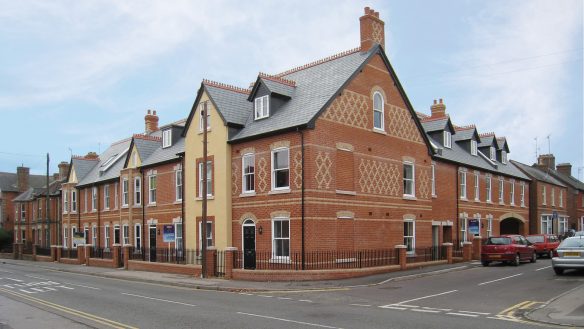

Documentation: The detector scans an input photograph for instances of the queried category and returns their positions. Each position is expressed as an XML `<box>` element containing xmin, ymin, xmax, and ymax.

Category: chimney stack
<box><xmin>556</xmin><ymin>163</ymin><xmax>572</xmax><ymax>177</ymax></box>
<box><xmin>145</xmin><ymin>109</ymin><xmax>159</xmax><ymax>134</ymax></box>
<box><xmin>537</xmin><ymin>154</ymin><xmax>555</xmax><ymax>170</ymax></box>
<box><xmin>17</xmin><ymin>166</ymin><xmax>30</xmax><ymax>192</ymax></box>
<box><xmin>85</xmin><ymin>151</ymin><xmax>99</xmax><ymax>160</ymax></box>
<box><xmin>58</xmin><ymin>161</ymin><xmax>70</xmax><ymax>180</ymax></box>
<box><xmin>360</xmin><ymin>7</ymin><xmax>385</xmax><ymax>52</ymax></box>
<box><xmin>430</xmin><ymin>99</ymin><xmax>447</xmax><ymax>118</ymax></box>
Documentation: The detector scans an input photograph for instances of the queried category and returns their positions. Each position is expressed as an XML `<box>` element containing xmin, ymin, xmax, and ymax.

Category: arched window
<box><xmin>373</xmin><ymin>92</ymin><xmax>384</xmax><ymax>131</ymax></box>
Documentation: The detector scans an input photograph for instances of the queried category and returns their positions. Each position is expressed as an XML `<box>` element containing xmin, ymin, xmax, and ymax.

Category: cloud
<box><xmin>447</xmin><ymin>0</ymin><xmax>582</xmax><ymax>164</ymax></box>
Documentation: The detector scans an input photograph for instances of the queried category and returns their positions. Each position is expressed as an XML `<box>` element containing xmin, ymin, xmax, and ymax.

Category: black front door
<box><xmin>243</xmin><ymin>226</ymin><xmax>256</xmax><ymax>269</ymax></box>
<box><xmin>149</xmin><ymin>225</ymin><xmax>156</xmax><ymax>262</ymax></box>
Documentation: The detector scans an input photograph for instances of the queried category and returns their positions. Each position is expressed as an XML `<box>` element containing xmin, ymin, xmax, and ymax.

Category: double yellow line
<box><xmin>0</xmin><ymin>287</ymin><xmax>138</xmax><ymax>329</ymax></box>
<box><xmin>499</xmin><ymin>300</ymin><xmax>543</xmax><ymax>318</ymax></box>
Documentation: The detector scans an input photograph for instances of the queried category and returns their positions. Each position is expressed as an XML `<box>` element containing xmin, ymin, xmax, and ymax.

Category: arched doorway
<box><xmin>242</xmin><ymin>219</ymin><xmax>256</xmax><ymax>269</ymax></box>
<box><xmin>500</xmin><ymin>217</ymin><xmax>524</xmax><ymax>235</ymax></box>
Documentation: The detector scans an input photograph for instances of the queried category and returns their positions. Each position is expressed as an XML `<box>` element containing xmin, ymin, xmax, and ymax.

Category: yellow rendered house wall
<box><xmin>68</xmin><ymin>165</ymin><xmax>78</xmax><ymax>184</ymax></box>
<box><xmin>184</xmin><ymin>91</ymin><xmax>232</xmax><ymax>250</ymax></box>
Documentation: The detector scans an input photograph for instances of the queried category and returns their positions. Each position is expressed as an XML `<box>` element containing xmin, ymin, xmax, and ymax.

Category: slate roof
<box><xmin>427</xmin><ymin>134</ymin><xmax>529</xmax><ymax>180</ymax></box>
<box><xmin>0</xmin><ymin>172</ymin><xmax>53</xmax><ymax>193</ymax></box>
<box><xmin>13</xmin><ymin>179</ymin><xmax>63</xmax><ymax>202</ymax></box>
<box><xmin>259</xmin><ymin>78</ymin><xmax>295</xmax><ymax>98</ymax></box>
<box><xmin>510</xmin><ymin>161</ymin><xmax>565</xmax><ymax>187</ymax></box>
<box><xmin>453</xmin><ymin>127</ymin><xmax>480</xmax><ymax>142</ymax></box>
<box><xmin>141</xmin><ymin>136</ymin><xmax>185</xmax><ymax>167</ymax></box>
<box><xmin>70</xmin><ymin>157</ymin><xmax>99</xmax><ymax>183</ymax></box>
<box><xmin>421</xmin><ymin>117</ymin><xmax>450</xmax><ymax>133</ymax></box>
<box><xmin>229</xmin><ymin>47</ymin><xmax>374</xmax><ymax>141</ymax></box>
<box><xmin>478</xmin><ymin>134</ymin><xmax>496</xmax><ymax>148</ymax></box>
<box><xmin>205</xmin><ymin>84</ymin><xmax>251</xmax><ymax>127</ymax></box>
<box><xmin>134</xmin><ymin>137</ymin><xmax>160</xmax><ymax>164</ymax></box>
<box><xmin>547</xmin><ymin>168</ymin><xmax>584</xmax><ymax>191</ymax></box>
<box><xmin>77</xmin><ymin>138</ymin><xmax>131</xmax><ymax>187</ymax></box>
<box><xmin>12</xmin><ymin>187</ymin><xmax>43</xmax><ymax>202</ymax></box>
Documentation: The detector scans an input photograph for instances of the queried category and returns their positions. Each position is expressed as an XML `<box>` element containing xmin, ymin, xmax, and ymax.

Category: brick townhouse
<box><xmin>183</xmin><ymin>7</ymin><xmax>447</xmax><ymax>267</ymax></box>
<box><xmin>512</xmin><ymin>157</ymin><xmax>569</xmax><ymax>236</ymax></box>
<box><xmin>544</xmin><ymin>160</ymin><xmax>584</xmax><ymax>231</ymax></box>
<box><xmin>0</xmin><ymin>167</ymin><xmax>51</xmax><ymax>235</ymax></box>
<box><xmin>418</xmin><ymin>100</ymin><xmax>531</xmax><ymax>244</ymax></box>
<box><xmin>60</xmin><ymin>111</ymin><xmax>185</xmax><ymax>255</ymax></box>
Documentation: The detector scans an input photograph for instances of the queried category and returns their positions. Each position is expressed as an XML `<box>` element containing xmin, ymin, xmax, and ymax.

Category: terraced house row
<box><xmin>5</xmin><ymin>7</ymin><xmax>584</xmax><ymax>279</ymax></box>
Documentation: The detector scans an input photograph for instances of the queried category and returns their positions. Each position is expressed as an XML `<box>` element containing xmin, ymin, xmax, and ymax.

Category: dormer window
<box><xmin>471</xmin><ymin>140</ymin><xmax>478</xmax><ymax>156</ymax></box>
<box><xmin>443</xmin><ymin>131</ymin><xmax>452</xmax><ymax>149</ymax></box>
<box><xmin>254</xmin><ymin>95</ymin><xmax>269</xmax><ymax>120</ymax></box>
<box><xmin>501</xmin><ymin>151</ymin><xmax>507</xmax><ymax>164</ymax></box>
<box><xmin>162</xmin><ymin>129</ymin><xmax>172</xmax><ymax>148</ymax></box>
<box><xmin>490</xmin><ymin>146</ymin><xmax>496</xmax><ymax>161</ymax></box>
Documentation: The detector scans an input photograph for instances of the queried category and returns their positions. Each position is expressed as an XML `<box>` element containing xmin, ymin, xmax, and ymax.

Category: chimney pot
<box><xmin>430</xmin><ymin>98</ymin><xmax>447</xmax><ymax>118</ymax></box>
<box><xmin>144</xmin><ymin>109</ymin><xmax>160</xmax><ymax>134</ymax></box>
<box><xmin>16</xmin><ymin>166</ymin><xmax>30</xmax><ymax>192</ymax></box>
<box><xmin>364</xmin><ymin>7</ymin><xmax>370</xmax><ymax>14</ymax></box>
<box><xmin>58</xmin><ymin>161</ymin><xmax>70</xmax><ymax>180</ymax></box>
<box><xmin>556</xmin><ymin>163</ymin><xmax>572</xmax><ymax>176</ymax></box>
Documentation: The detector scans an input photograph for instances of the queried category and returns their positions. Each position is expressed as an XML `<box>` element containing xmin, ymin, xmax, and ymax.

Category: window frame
<box><xmin>148</xmin><ymin>175</ymin><xmax>157</xmax><ymax>205</ymax></box>
<box><xmin>242</xmin><ymin>153</ymin><xmax>256</xmax><ymax>193</ymax></box>
<box><xmin>372</xmin><ymin>91</ymin><xmax>384</xmax><ymax>131</ymax></box>
<box><xmin>541</xmin><ymin>215</ymin><xmax>553</xmax><ymax>234</ymax></box>
<box><xmin>271</xmin><ymin>148</ymin><xmax>290</xmax><ymax>191</ymax></box>
<box><xmin>502</xmin><ymin>151</ymin><xmax>507</xmax><ymax>164</ymax></box>
<box><xmin>403</xmin><ymin>162</ymin><xmax>415</xmax><ymax>197</ymax></box>
<box><xmin>162</xmin><ymin>129</ymin><xmax>172</xmax><ymax>148</ymax></box>
<box><xmin>471</xmin><ymin>140</ymin><xmax>478</xmax><ymax>156</ymax></box>
<box><xmin>63</xmin><ymin>191</ymin><xmax>69</xmax><ymax>214</ymax></box>
<box><xmin>92</xmin><ymin>225</ymin><xmax>97</xmax><ymax>247</ymax></box>
<box><xmin>559</xmin><ymin>190</ymin><xmax>563</xmax><ymax>207</ymax></box>
<box><xmin>122</xmin><ymin>224</ymin><xmax>129</xmax><ymax>245</ymax></box>
<box><xmin>498</xmin><ymin>178</ymin><xmax>504</xmax><ymax>204</ymax></box>
<box><xmin>459</xmin><ymin>171</ymin><xmax>467</xmax><ymax>199</ymax></box>
<box><xmin>91</xmin><ymin>186</ymin><xmax>97</xmax><ymax>211</ymax></box>
<box><xmin>474</xmin><ymin>173</ymin><xmax>480</xmax><ymax>201</ymax></box>
<box><xmin>443</xmin><ymin>131</ymin><xmax>452</xmax><ymax>149</ymax></box>
<box><xmin>134</xmin><ymin>223</ymin><xmax>142</xmax><ymax>250</ymax></box>
<box><xmin>542</xmin><ymin>186</ymin><xmax>547</xmax><ymax>205</ymax></box>
<box><xmin>114</xmin><ymin>225</ymin><xmax>120</xmax><ymax>245</ymax></box>
<box><xmin>520</xmin><ymin>183</ymin><xmax>526</xmax><ymax>207</ymax></box>
<box><xmin>487</xmin><ymin>217</ymin><xmax>493</xmax><ymax>237</ymax></box>
<box><xmin>461</xmin><ymin>217</ymin><xmax>468</xmax><ymax>243</ymax></box>
<box><xmin>403</xmin><ymin>219</ymin><xmax>415</xmax><ymax>255</ymax></box>
<box><xmin>272</xmin><ymin>217</ymin><xmax>290</xmax><ymax>260</ymax></box>
<box><xmin>198</xmin><ymin>161</ymin><xmax>213</xmax><ymax>198</ymax></box>
<box><xmin>254</xmin><ymin>95</ymin><xmax>269</xmax><ymax>120</ymax></box>
<box><xmin>551</xmin><ymin>188</ymin><xmax>555</xmax><ymax>207</ymax></box>
<box><xmin>198</xmin><ymin>221</ymin><xmax>213</xmax><ymax>250</ymax></box>
<box><xmin>175</xmin><ymin>170</ymin><xmax>183</xmax><ymax>202</ymax></box>
<box><xmin>122</xmin><ymin>179</ymin><xmax>129</xmax><ymax>207</ymax></box>
<box><xmin>175</xmin><ymin>221</ymin><xmax>183</xmax><ymax>251</ymax></box>
<box><xmin>71</xmin><ymin>190</ymin><xmax>77</xmax><ymax>213</ymax></box>
<box><xmin>490</xmin><ymin>146</ymin><xmax>496</xmax><ymax>161</ymax></box>
<box><xmin>104</xmin><ymin>184</ymin><xmax>110</xmax><ymax>210</ymax></box>
<box><xmin>105</xmin><ymin>225</ymin><xmax>111</xmax><ymax>248</ymax></box>
<box><xmin>510</xmin><ymin>181</ymin><xmax>515</xmax><ymax>205</ymax></box>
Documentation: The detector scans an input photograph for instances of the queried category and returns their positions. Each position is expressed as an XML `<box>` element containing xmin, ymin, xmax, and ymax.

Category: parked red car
<box><xmin>481</xmin><ymin>235</ymin><xmax>536</xmax><ymax>266</ymax></box>
<box><xmin>526</xmin><ymin>234</ymin><xmax>560</xmax><ymax>258</ymax></box>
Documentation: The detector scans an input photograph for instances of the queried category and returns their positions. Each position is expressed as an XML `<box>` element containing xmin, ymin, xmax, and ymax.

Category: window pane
<box><xmin>275</xmin><ymin>170</ymin><xmax>289</xmax><ymax>189</ymax></box>
<box><xmin>274</xmin><ymin>150</ymin><xmax>289</xmax><ymax>169</ymax></box>
<box><xmin>374</xmin><ymin>111</ymin><xmax>382</xmax><ymax>129</ymax></box>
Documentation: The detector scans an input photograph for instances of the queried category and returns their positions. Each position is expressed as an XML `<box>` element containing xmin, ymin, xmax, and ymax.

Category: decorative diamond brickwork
<box><xmin>387</xmin><ymin>105</ymin><xmax>423</xmax><ymax>142</ymax></box>
<box><xmin>323</xmin><ymin>90</ymin><xmax>369</xmax><ymax>129</ymax></box>
<box><xmin>293</xmin><ymin>151</ymin><xmax>302</xmax><ymax>189</ymax></box>
<box><xmin>257</xmin><ymin>156</ymin><xmax>268</xmax><ymax>193</ymax></box>
<box><xmin>372</xmin><ymin>21</ymin><xmax>384</xmax><ymax>45</ymax></box>
<box><xmin>358</xmin><ymin>159</ymin><xmax>400</xmax><ymax>196</ymax></box>
<box><xmin>315</xmin><ymin>152</ymin><xmax>332</xmax><ymax>189</ymax></box>
<box><xmin>418</xmin><ymin>167</ymin><xmax>430</xmax><ymax>199</ymax></box>
<box><xmin>231</xmin><ymin>161</ymin><xmax>239</xmax><ymax>196</ymax></box>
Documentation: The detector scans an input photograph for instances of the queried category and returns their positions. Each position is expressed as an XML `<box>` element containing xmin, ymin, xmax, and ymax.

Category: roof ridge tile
<box><xmin>274</xmin><ymin>46</ymin><xmax>362</xmax><ymax>77</ymax></box>
<box><xmin>258</xmin><ymin>72</ymin><xmax>296</xmax><ymax>87</ymax></box>
<box><xmin>203</xmin><ymin>79</ymin><xmax>250</xmax><ymax>95</ymax></box>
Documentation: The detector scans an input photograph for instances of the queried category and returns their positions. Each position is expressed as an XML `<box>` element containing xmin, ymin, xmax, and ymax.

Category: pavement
<box><xmin>1</xmin><ymin>257</ymin><xmax>583</xmax><ymax>327</ymax></box>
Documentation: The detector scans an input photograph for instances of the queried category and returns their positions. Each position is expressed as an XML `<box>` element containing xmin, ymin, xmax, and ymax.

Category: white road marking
<box><xmin>57</xmin><ymin>286</ymin><xmax>74</xmax><ymax>290</ymax></box>
<box><xmin>375</xmin><ymin>266</ymin><xmax>467</xmax><ymax>285</ymax></box>
<box><xmin>237</xmin><ymin>312</ymin><xmax>340</xmax><ymax>329</ymax></box>
<box><xmin>43</xmin><ymin>287</ymin><xmax>57</xmax><ymax>291</ymax></box>
<box><xmin>390</xmin><ymin>290</ymin><xmax>458</xmax><ymax>305</ymax></box>
<box><xmin>398</xmin><ymin>304</ymin><xmax>419</xmax><ymax>308</ymax></box>
<box><xmin>30</xmin><ymin>288</ymin><xmax>46</xmax><ymax>292</ymax></box>
<box><xmin>121</xmin><ymin>292</ymin><xmax>197</xmax><ymax>307</ymax></box>
<box><xmin>379</xmin><ymin>306</ymin><xmax>407</xmax><ymax>310</ymax></box>
<box><xmin>63</xmin><ymin>283</ymin><xmax>101</xmax><ymax>290</ymax></box>
<box><xmin>239</xmin><ymin>293</ymin><xmax>253</xmax><ymax>296</ymax></box>
<box><xmin>457</xmin><ymin>310</ymin><xmax>490</xmax><ymax>315</ymax></box>
<box><xmin>258</xmin><ymin>295</ymin><xmax>273</xmax><ymax>298</ymax></box>
<box><xmin>278</xmin><ymin>297</ymin><xmax>292</xmax><ymax>300</ymax></box>
<box><xmin>19</xmin><ymin>289</ymin><xmax>36</xmax><ymax>294</ymax></box>
<box><xmin>411</xmin><ymin>308</ymin><xmax>441</xmax><ymax>313</ymax></box>
<box><xmin>422</xmin><ymin>306</ymin><xmax>452</xmax><ymax>312</ymax></box>
<box><xmin>0</xmin><ymin>270</ymin><xmax>13</xmax><ymax>274</ymax></box>
<box><xmin>535</xmin><ymin>266</ymin><xmax>552</xmax><ymax>271</ymax></box>
<box><xmin>447</xmin><ymin>312</ymin><xmax>479</xmax><ymax>317</ymax></box>
<box><xmin>299</xmin><ymin>299</ymin><xmax>313</xmax><ymax>303</ymax></box>
<box><xmin>2</xmin><ymin>285</ymin><xmax>14</xmax><ymax>289</ymax></box>
<box><xmin>4</xmin><ymin>278</ymin><xmax>23</xmax><ymax>282</ymax></box>
<box><xmin>350</xmin><ymin>304</ymin><xmax>372</xmax><ymax>307</ymax></box>
<box><xmin>25</xmin><ymin>275</ymin><xmax>49</xmax><ymax>280</ymax></box>
<box><xmin>478</xmin><ymin>273</ymin><xmax>523</xmax><ymax>286</ymax></box>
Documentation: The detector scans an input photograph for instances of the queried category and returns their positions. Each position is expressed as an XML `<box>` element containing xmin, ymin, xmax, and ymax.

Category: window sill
<box><xmin>460</xmin><ymin>197</ymin><xmax>468</xmax><ymax>201</ymax></box>
<box><xmin>474</xmin><ymin>199</ymin><xmax>480</xmax><ymax>203</ymax></box>
<box><xmin>499</xmin><ymin>202</ymin><xmax>505</xmax><ymax>206</ymax></box>
<box><xmin>239</xmin><ymin>192</ymin><xmax>256</xmax><ymax>198</ymax></box>
<box><xmin>197</xmin><ymin>129</ymin><xmax>212</xmax><ymax>135</ymax></box>
<box><xmin>269</xmin><ymin>257</ymin><xmax>291</xmax><ymax>264</ymax></box>
<box><xmin>173</xmin><ymin>200</ymin><xmax>183</xmax><ymax>205</ymax></box>
<box><xmin>133</xmin><ymin>205</ymin><xmax>142</xmax><ymax>209</ymax></box>
<box><xmin>403</xmin><ymin>195</ymin><xmax>417</xmax><ymax>201</ymax></box>
<box><xmin>147</xmin><ymin>203</ymin><xmax>157</xmax><ymax>207</ymax></box>
<box><xmin>372</xmin><ymin>128</ymin><xmax>387</xmax><ymax>135</ymax></box>
<box><xmin>196</xmin><ymin>196</ymin><xmax>215</xmax><ymax>201</ymax></box>
<box><xmin>122</xmin><ymin>205</ymin><xmax>129</xmax><ymax>209</ymax></box>
<box><xmin>432</xmin><ymin>194</ymin><xmax>437</xmax><ymax>199</ymax></box>
<box><xmin>269</xmin><ymin>189</ymin><xmax>291</xmax><ymax>195</ymax></box>
<box><xmin>336</xmin><ymin>190</ymin><xmax>356</xmax><ymax>196</ymax></box>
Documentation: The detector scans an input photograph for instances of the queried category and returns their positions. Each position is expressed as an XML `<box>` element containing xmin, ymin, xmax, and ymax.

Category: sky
<box><xmin>1</xmin><ymin>0</ymin><xmax>583</xmax><ymax>179</ymax></box>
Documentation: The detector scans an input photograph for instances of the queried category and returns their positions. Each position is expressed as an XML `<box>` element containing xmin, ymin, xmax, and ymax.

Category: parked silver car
<box><xmin>552</xmin><ymin>236</ymin><xmax>584</xmax><ymax>275</ymax></box>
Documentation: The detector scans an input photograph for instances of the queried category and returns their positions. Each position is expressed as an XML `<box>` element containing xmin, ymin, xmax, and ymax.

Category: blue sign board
<box><xmin>469</xmin><ymin>219</ymin><xmax>480</xmax><ymax>235</ymax></box>
<box><xmin>163</xmin><ymin>225</ymin><xmax>175</xmax><ymax>243</ymax></box>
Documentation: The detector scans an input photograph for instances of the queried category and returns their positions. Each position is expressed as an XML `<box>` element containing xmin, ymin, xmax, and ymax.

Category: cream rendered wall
<box><xmin>68</xmin><ymin>166</ymin><xmax>78</xmax><ymax>184</ymax></box>
<box><xmin>128</xmin><ymin>147</ymin><xmax>142</xmax><ymax>168</ymax></box>
<box><xmin>185</xmin><ymin>91</ymin><xmax>232</xmax><ymax>250</ymax></box>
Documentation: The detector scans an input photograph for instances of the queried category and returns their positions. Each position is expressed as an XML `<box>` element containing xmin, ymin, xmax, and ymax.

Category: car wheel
<box><xmin>553</xmin><ymin>267</ymin><xmax>564</xmax><ymax>275</ymax></box>
<box><xmin>530</xmin><ymin>252</ymin><xmax>536</xmax><ymax>263</ymax></box>
<box><xmin>481</xmin><ymin>261</ymin><xmax>490</xmax><ymax>267</ymax></box>
<box><xmin>513</xmin><ymin>253</ymin><xmax>520</xmax><ymax>266</ymax></box>
<box><xmin>548</xmin><ymin>250</ymin><xmax>553</xmax><ymax>259</ymax></box>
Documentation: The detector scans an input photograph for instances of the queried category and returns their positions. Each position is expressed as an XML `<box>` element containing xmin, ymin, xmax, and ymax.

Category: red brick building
<box><xmin>418</xmin><ymin>100</ymin><xmax>531</xmax><ymax>244</ymax></box>
<box><xmin>60</xmin><ymin>111</ymin><xmax>185</xmax><ymax>258</ymax></box>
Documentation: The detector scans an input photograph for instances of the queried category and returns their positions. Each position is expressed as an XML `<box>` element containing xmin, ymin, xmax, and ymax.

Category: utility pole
<box><xmin>201</xmin><ymin>101</ymin><xmax>208</xmax><ymax>278</ymax></box>
<box><xmin>547</xmin><ymin>135</ymin><xmax>551</xmax><ymax>154</ymax></box>
<box><xmin>534</xmin><ymin>137</ymin><xmax>538</xmax><ymax>160</ymax></box>
<box><xmin>46</xmin><ymin>153</ymin><xmax>51</xmax><ymax>247</ymax></box>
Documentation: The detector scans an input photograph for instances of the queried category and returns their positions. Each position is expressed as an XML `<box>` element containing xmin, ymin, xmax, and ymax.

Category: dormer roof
<box><xmin>248</xmin><ymin>73</ymin><xmax>296</xmax><ymax>100</ymax></box>
<box><xmin>478</xmin><ymin>133</ymin><xmax>497</xmax><ymax>148</ymax></box>
<box><xmin>496</xmin><ymin>137</ymin><xmax>510</xmax><ymax>153</ymax></box>
<box><xmin>453</xmin><ymin>125</ymin><xmax>481</xmax><ymax>142</ymax></box>
<box><xmin>420</xmin><ymin>116</ymin><xmax>455</xmax><ymax>133</ymax></box>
